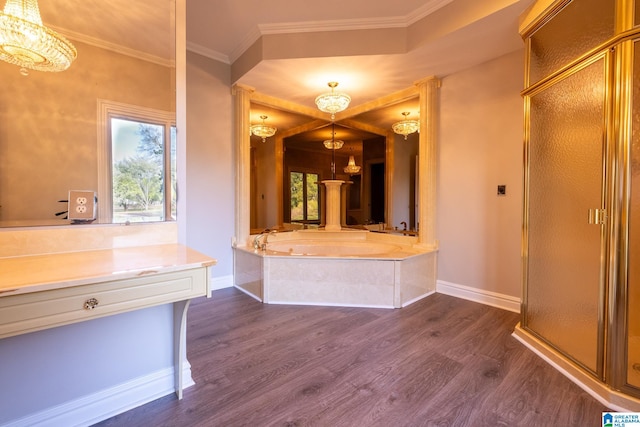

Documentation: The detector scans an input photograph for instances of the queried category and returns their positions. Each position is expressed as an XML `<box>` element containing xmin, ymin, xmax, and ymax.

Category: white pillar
<box><xmin>322</xmin><ymin>180</ymin><xmax>344</xmax><ymax>231</ymax></box>
<box><xmin>232</xmin><ymin>84</ymin><xmax>254</xmax><ymax>246</ymax></box>
<box><xmin>416</xmin><ymin>76</ymin><xmax>440</xmax><ymax>247</ymax></box>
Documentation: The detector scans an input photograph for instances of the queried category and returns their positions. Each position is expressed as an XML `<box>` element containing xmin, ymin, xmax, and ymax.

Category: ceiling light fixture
<box><xmin>323</xmin><ymin>139</ymin><xmax>344</xmax><ymax>150</ymax></box>
<box><xmin>323</xmin><ymin>124</ymin><xmax>344</xmax><ymax>149</ymax></box>
<box><xmin>344</xmin><ymin>155</ymin><xmax>361</xmax><ymax>175</ymax></box>
<box><xmin>250</xmin><ymin>115</ymin><xmax>277</xmax><ymax>142</ymax></box>
<box><xmin>392</xmin><ymin>112</ymin><xmax>420</xmax><ymax>140</ymax></box>
<box><xmin>0</xmin><ymin>0</ymin><xmax>77</xmax><ymax>72</ymax></box>
<box><xmin>315</xmin><ymin>82</ymin><xmax>351</xmax><ymax>120</ymax></box>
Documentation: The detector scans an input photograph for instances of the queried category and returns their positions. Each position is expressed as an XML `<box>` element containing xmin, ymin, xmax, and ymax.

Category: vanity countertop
<box><xmin>0</xmin><ymin>244</ymin><xmax>216</xmax><ymax>297</ymax></box>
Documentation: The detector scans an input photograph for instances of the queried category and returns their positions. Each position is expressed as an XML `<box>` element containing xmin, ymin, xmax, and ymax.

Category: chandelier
<box><xmin>323</xmin><ymin>123</ymin><xmax>343</xmax><ymax>149</ymax></box>
<box><xmin>250</xmin><ymin>115</ymin><xmax>277</xmax><ymax>142</ymax></box>
<box><xmin>0</xmin><ymin>0</ymin><xmax>77</xmax><ymax>72</ymax></box>
<box><xmin>344</xmin><ymin>155</ymin><xmax>361</xmax><ymax>175</ymax></box>
<box><xmin>392</xmin><ymin>112</ymin><xmax>420</xmax><ymax>140</ymax></box>
<box><xmin>315</xmin><ymin>82</ymin><xmax>351</xmax><ymax>120</ymax></box>
<box><xmin>323</xmin><ymin>139</ymin><xmax>344</xmax><ymax>149</ymax></box>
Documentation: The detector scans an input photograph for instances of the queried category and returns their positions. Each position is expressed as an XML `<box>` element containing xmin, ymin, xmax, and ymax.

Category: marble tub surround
<box><xmin>235</xmin><ymin>229</ymin><xmax>436</xmax><ymax>308</ymax></box>
<box><xmin>246</xmin><ymin>228</ymin><xmax>421</xmax><ymax>253</ymax></box>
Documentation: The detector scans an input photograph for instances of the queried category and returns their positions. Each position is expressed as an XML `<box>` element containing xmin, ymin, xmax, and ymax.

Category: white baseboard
<box><xmin>436</xmin><ymin>280</ymin><xmax>521</xmax><ymax>313</ymax></box>
<box><xmin>211</xmin><ymin>274</ymin><xmax>233</xmax><ymax>290</ymax></box>
<box><xmin>6</xmin><ymin>363</ymin><xmax>195</xmax><ymax>427</ymax></box>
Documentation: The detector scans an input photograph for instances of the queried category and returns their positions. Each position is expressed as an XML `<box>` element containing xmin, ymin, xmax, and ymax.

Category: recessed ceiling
<box><xmin>38</xmin><ymin>0</ymin><xmax>534</xmax><ymax>140</ymax></box>
<box><xmin>187</xmin><ymin>0</ymin><xmax>533</xmax><ymax>139</ymax></box>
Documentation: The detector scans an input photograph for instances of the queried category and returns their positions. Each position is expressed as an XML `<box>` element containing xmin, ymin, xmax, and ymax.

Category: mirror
<box><xmin>0</xmin><ymin>0</ymin><xmax>176</xmax><ymax>227</ymax></box>
<box><xmin>250</xmin><ymin>96</ymin><xmax>419</xmax><ymax>234</ymax></box>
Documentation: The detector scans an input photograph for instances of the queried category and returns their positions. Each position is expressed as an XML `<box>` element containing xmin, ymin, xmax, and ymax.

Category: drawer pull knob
<box><xmin>84</xmin><ymin>298</ymin><xmax>99</xmax><ymax>310</ymax></box>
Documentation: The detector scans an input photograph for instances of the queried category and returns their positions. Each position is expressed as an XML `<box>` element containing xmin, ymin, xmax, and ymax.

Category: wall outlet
<box><xmin>68</xmin><ymin>190</ymin><xmax>97</xmax><ymax>221</ymax></box>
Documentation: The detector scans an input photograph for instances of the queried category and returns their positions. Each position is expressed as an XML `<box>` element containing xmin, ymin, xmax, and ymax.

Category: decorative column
<box><xmin>416</xmin><ymin>76</ymin><xmax>441</xmax><ymax>247</ymax></box>
<box><xmin>322</xmin><ymin>180</ymin><xmax>344</xmax><ymax>231</ymax></box>
<box><xmin>232</xmin><ymin>84</ymin><xmax>254</xmax><ymax>246</ymax></box>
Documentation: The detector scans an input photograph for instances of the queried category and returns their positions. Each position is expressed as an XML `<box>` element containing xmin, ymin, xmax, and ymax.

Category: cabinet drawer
<box><xmin>0</xmin><ymin>268</ymin><xmax>207</xmax><ymax>339</ymax></box>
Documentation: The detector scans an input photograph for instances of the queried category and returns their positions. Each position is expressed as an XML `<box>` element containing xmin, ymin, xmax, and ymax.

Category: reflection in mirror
<box><xmin>249</xmin><ymin>97</ymin><xmax>419</xmax><ymax>234</ymax></box>
<box><xmin>0</xmin><ymin>0</ymin><xmax>176</xmax><ymax>227</ymax></box>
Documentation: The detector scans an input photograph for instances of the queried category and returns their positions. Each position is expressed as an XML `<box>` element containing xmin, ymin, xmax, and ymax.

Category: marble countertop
<box><xmin>0</xmin><ymin>244</ymin><xmax>216</xmax><ymax>297</ymax></box>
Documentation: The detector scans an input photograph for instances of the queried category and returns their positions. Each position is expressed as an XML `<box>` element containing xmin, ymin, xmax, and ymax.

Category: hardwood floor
<box><xmin>95</xmin><ymin>288</ymin><xmax>609</xmax><ymax>427</ymax></box>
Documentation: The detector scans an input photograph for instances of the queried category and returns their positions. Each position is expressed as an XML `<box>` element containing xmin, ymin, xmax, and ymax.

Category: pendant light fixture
<box><xmin>315</xmin><ymin>82</ymin><xmax>351</xmax><ymax>120</ymax></box>
<box><xmin>0</xmin><ymin>0</ymin><xmax>77</xmax><ymax>72</ymax></box>
<box><xmin>250</xmin><ymin>115</ymin><xmax>277</xmax><ymax>142</ymax></box>
<box><xmin>323</xmin><ymin>123</ymin><xmax>344</xmax><ymax>149</ymax></box>
<box><xmin>392</xmin><ymin>111</ymin><xmax>420</xmax><ymax>140</ymax></box>
<box><xmin>344</xmin><ymin>154</ymin><xmax>361</xmax><ymax>175</ymax></box>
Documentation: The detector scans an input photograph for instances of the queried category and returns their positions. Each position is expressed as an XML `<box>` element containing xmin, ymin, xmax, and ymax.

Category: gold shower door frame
<box><xmin>521</xmin><ymin>49</ymin><xmax>613</xmax><ymax>381</ymax></box>
<box><xmin>518</xmin><ymin>0</ymin><xmax>640</xmax><ymax>403</ymax></box>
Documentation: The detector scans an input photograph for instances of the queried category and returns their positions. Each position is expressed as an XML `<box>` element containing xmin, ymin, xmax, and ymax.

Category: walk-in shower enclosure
<box><xmin>515</xmin><ymin>0</ymin><xmax>640</xmax><ymax>410</ymax></box>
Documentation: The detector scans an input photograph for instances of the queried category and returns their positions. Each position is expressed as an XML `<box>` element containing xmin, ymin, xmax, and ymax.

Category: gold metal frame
<box><xmin>520</xmin><ymin>0</ymin><xmax>640</xmax><ymax>401</ymax></box>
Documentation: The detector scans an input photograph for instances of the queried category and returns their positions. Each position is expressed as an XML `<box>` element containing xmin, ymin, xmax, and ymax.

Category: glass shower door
<box><xmin>627</xmin><ymin>39</ymin><xmax>640</xmax><ymax>389</ymax></box>
<box><xmin>524</xmin><ymin>55</ymin><xmax>608</xmax><ymax>376</ymax></box>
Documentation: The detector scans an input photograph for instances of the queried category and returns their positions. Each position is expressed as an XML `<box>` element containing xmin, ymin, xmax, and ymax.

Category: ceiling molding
<box><xmin>405</xmin><ymin>0</ymin><xmax>456</xmax><ymax>25</ymax></box>
<box><xmin>251</xmin><ymin>91</ymin><xmax>327</xmax><ymax>120</ymax></box>
<box><xmin>229</xmin><ymin>0</ymin><xmax>455</xmax><ymax>65</ymax></box>
<box><xmin>279</xmin><ymin>119</ymin><xmax>329</xmax><ymax>138</ymax></box>
<box><xmin>333</xmin><ymin>86</ymin><xmax>420</xmax><ymax>121</ymax></box>
<box><xmin>338</xmin><ymin>118</ymin><xmax>389</xmax><ymax>137</ymax></box>
<box><xmin>187</xmin><ymin>41</ymin><xmax>231</xmax><ymax>64</ymax></box>
<box><xmin>229</xmin><ymin>26</ymin><xmax>263</xmax><ymax>64</ymax></box>
<box><xmin>258</xmin><ymin>16</ymin><xmax>406</xmax><ymax>36</ymax></box>
<box><xmin>53</xmin><ymin>25</ymin><xmax>175</xmax><ymax>67</ymax></box>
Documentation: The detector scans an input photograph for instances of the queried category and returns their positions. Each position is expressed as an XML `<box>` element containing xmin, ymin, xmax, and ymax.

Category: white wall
<box><xmin>0</xmin><ymin>305</ymin><xmax>174</xmax><ymax>425</ymax></box>
<box><xmin>437</xmin><ymin>49</ymin><xmax>524</xmax><ymax>300</ymax></box>
<box><xmin>185</xmin><ymin>52</ymin><xmax>234</xmax><ymax>280</ymax></box>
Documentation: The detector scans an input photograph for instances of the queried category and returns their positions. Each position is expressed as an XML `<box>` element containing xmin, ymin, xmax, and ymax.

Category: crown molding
<box><xmin>406</xmin><ymin>0</ymin><xmax>455</xmax><ymax>25</ymax></box>
<box><xmin>229</xmin><ymin>26</ymin><xmax>263</xmax><ymax>64</ymax></box>
<box><xmin>227</xmin><ymin>0</ymin><xmax>454</xmax><ymax>64</ymax></box>
<box><xmin>52</xmin><ymin>25</ymin><xmax>175</xmax><ymax>68</ymax></box>
<box><xmin>186</xmin><ymin>41</ymin><xmax>231</xmax><ymax>64</ymax></box>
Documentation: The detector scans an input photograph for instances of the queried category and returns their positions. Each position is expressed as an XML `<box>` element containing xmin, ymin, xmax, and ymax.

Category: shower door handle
<box><xmin>588</xmin><ymin>208</ymin><xmax>606</xmax><ymax>225</ymax></box>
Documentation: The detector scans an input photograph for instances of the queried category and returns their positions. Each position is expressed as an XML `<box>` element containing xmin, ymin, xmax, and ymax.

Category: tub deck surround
<box><xmin>0</xmin><ymin>243</ymin><xmax>216</xmax><ymax>399</ymax></box>
<box><xmin>235</xmin><ymin>229</ymin><xmax>437</xmax><ymax>308</ymax></box>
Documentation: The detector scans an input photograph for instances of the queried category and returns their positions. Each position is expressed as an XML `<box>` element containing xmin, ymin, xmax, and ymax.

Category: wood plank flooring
<box><xmin>94</xmin><ymin>288</ymin><xmax>609</xmax><ymax>427</ymax></box>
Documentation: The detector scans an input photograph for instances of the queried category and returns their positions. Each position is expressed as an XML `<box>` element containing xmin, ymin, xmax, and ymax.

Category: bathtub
<box><xmin>233</xmin><ymin>230</ymin><xmax>437</xmax><ymax>308</ymax></box>
<box><xmin>265</xmin><ymin>239</ymin><xmax>402</xmax><ymax>257</ymax></box>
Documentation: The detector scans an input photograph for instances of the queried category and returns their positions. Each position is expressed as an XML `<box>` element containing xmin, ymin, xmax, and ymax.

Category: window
<box><xmin>290</xmin><ymin>171</ymin><xmax>319</xmax><ymax>222</ymax></box>
<box><xmin>98</xmin><ymin>100</ymin><xmax>176</xmax><ymax>224</ymax></box>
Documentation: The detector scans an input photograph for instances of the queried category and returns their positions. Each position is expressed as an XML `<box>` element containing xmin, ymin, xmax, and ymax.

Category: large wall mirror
<box><xmin>249</xmin><ymin>95</ymin><xmax>420</xmax><ymax>235</ymax></box>
<box><xmin>0</xmin><ymin>0</ymin><xmax>176</xmax><ymax>227</ymax></box>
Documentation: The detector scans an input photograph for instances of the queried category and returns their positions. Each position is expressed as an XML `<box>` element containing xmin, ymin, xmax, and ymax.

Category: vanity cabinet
<box><xmin>0</xmin><ymin>244</ymin><xmax>215</xmax><ymax>399</ymax></box>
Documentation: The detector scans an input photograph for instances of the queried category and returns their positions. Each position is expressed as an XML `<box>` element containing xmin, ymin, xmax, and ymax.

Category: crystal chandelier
<box><xmin>250</xmin><ymin>115</ymin><xmax>277</xmax><ymax>142</ymax></box>
<box><xmin>315</xmin><ymin>82</ymin><xmax>351</xmax><ymax>120</ymax></box>
<box><xmin>392</xmin><ymin>112</ymin><xmax>420</xmax><ymax>140</ymax></box>
<box><xmin>323</xmin><ymin>139</ymin><xmax>344</xmax><ymax>149</ymax></box>
<box><xmin>0</xmin><ymin>0</ymin><xmax>77</xmax><ymax>72</ymax></box>
<box><xmin>323</xmin><ymin>123</ymin><xmax>343</xmax><ymax>149</ymax></box>
<box><xmin>344</xmin><ymin>155</ymin><xmax>361</xmax><ymax>174</ymax></box>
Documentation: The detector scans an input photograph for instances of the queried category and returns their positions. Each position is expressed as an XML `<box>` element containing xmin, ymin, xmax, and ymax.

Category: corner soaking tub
<box><xmin>233</xmin><ymin>230</ymin><xmax>437</xmax><ymax>308</ymax></box>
